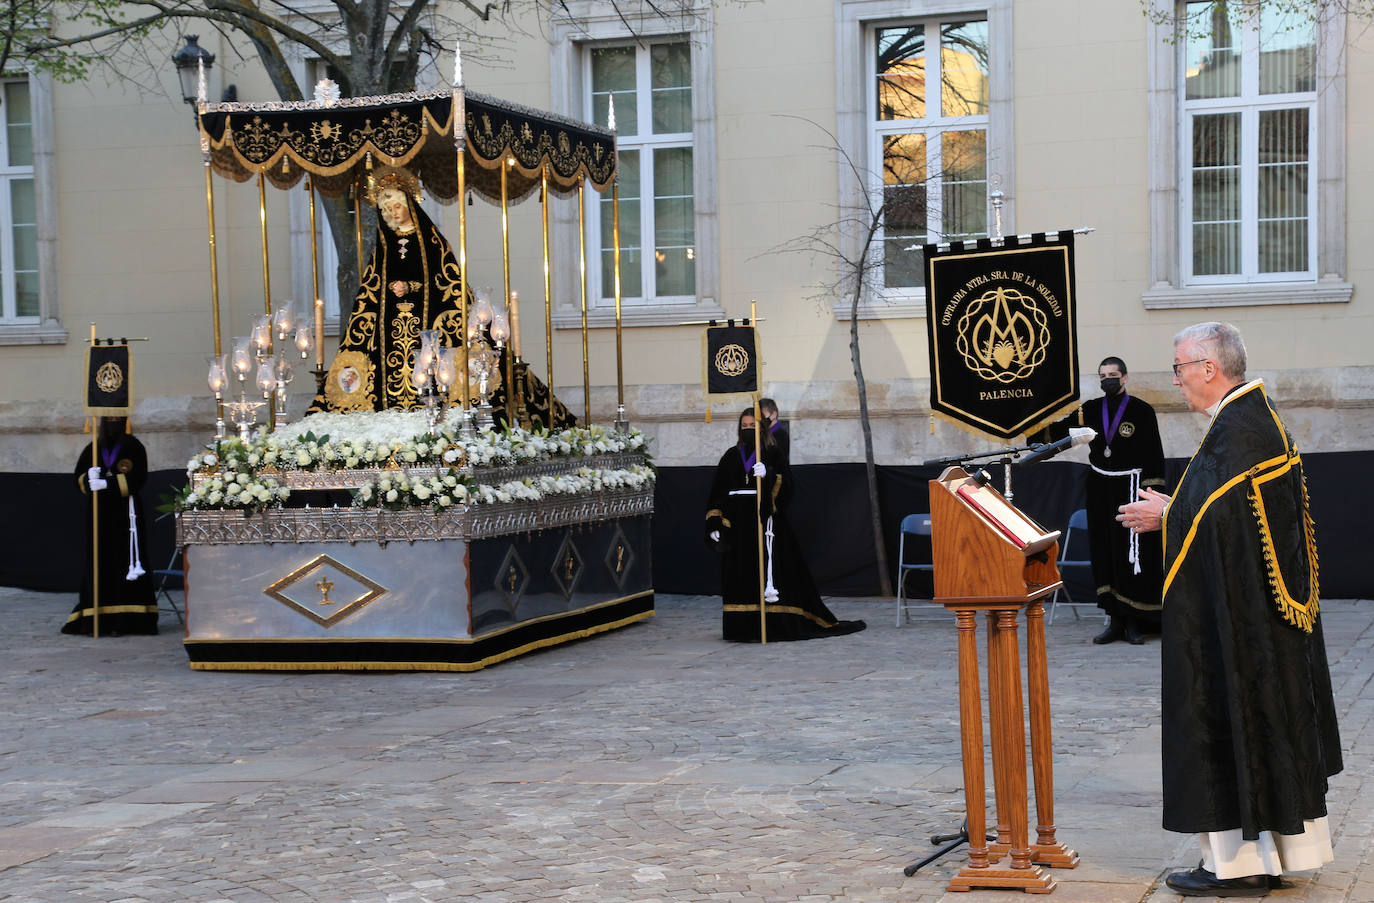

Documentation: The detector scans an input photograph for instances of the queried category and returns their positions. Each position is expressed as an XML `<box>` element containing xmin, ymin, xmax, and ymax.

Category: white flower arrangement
<box><xmin>176</xmin><ymin>466</ymin><xmax>291</xmax><ymax>516</ymax></box>
<box><xmin>352</xmin><ymin>468</ymin><xmax>471</xmax><ymax>512</ymax></box>
<box><xmin>179</xmin><ymin>417</ymin><xmax>653</xmax><ymax>513</ymax></box>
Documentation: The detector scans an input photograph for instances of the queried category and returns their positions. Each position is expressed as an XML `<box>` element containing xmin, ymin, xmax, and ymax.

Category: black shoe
<box><xmin>1092</xmin><ymin>617</ymin><xmax>1124</xmax><ymax>644</ymax></box>
<box><xmin>1124</xmin><ymin>620</ymin><xmax>1145</xmax><ymax>645</ymax></box>
<box><xmin>1165</xmin><ymin>867</ymin><xmax>1272</xmax><ymax>897</ymax></box>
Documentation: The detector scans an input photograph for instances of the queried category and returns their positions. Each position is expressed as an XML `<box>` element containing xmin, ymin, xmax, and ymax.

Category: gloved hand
<box><xmin>709</xmin><ymin>530</ymin><xmax>721</xmax><ymax>543</ymax></box>
<box><xmin>751</xmin><ymin>461</ymin><xmax>766</xmax><ymax>478</ymax></box>
<box><xmin>87</xmin><ymin>466</ymin><xmax>108</xmax><ymax>491</ymax></box>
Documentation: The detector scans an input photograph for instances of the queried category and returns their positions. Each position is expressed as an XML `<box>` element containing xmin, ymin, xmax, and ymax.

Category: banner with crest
<box><xmin>84</xmin><ymin>342</ymin><xmax>134</xmax><ymax>418</ymax></box>
<box><xmin>924</xmin><ymin>233</ymin><xmax>1079</xmax><ymax>440</ymax></box>
<box><xmin>702</xmin><ymin>321</ymin><xmax>759</xmax><ymax>400</ymax></box>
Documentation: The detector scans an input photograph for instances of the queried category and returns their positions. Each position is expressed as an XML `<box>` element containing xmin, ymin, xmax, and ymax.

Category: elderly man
<box><xmin>1119</xmin><ymin>322</ymin><xmax>1341</xmax><ymax>897</ymax></box>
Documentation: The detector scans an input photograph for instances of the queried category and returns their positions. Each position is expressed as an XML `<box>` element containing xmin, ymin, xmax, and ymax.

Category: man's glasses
<box><xmin>1172</xmin><ymin>359</ymin><xmax>1208</xmax><ymax>376</ymax></box>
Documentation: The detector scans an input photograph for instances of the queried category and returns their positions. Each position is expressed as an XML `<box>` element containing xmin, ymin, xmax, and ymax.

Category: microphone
<box><xmin>1018</xmin><ymin>427</ymin><xmax>1095</xmax><ymax>465</ymax></box>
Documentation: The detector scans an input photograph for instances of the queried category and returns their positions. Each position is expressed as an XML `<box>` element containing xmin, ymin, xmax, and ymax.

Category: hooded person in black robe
<box><xmin>704</xmin><ymin>408</ymin><xmax>865</xmax><ymax>642</ymax></box>
<box><xmin>63</xmin><ymin>417</ymin><xmax>158</xmax><ymax>636</ymax></box>
<box><xmin>1039</xmin><ymin>356</ymin><xmax>1166</xmax><ymax>644</ymax></box>
<box><xmin>307</xmin><ymin>166</ymin><xmax>574</xmax><ymax>428</ymax></box>
<box><xmin>1119</xmin><ymin>322</ymin><xmax>1340</xmax><ymax>898</ymax></box>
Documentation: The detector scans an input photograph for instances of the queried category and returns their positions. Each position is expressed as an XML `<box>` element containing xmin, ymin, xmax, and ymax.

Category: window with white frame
<box><xmin>587</xmin><ymin>39</ymin><xmax>695</xmax><ymax>306</ymax></box>
<box><xmin>870</xmin><ymin>18</ymin><xmax>990</xmax><ymax>292</ymax></box>
<box><xmin>1</xmin><ymin>78</ymin><xmax>38</xmax><ymax>323</ymax></box>
<box><xmin>1182</xmin><ymin>1</ymin><xmax>1316</xmax><ymax>284</ymax></box>
<box><xmin>1143</xmin><ymin>1</ymin><xmax>1349</xmax><ymax>309</ymax></box>
<box><xmin>836</xmin><ymin>1</ymin><xmax>1010</xmax><ymax>319</ymax></box>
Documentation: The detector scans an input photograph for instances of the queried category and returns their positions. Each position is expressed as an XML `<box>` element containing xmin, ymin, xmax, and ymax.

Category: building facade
<box><xmin>1</xmin><ymin>0</ymin><xmax>1370</xmax><ymax>473</ymax></box>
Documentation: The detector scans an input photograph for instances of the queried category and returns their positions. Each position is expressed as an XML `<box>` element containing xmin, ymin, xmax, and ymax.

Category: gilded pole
<box><xmin>456</xmin><ymin>99</ymin><xmax>471</xmax><ymax>429</ymax></box>
<box><xmin>202</xmin><ymin>131</ymin><xmax>224</xmax><ymax>429</ymax></box>
<box><xmin>612</xmin><ymin>178</ymin><xmax>625</xmax><ymax>431</ymax></box>
<box><xmin>353</xmin><ymin>187</ymin><xmax>364</xmax><ymax>287</ymax></box>
<box><xmin>306</xmin><ymin>177</ymin><xmax>325</xmax><ymax>391</ymax></box>
<box><xmin>89</xmin><ymin>322</ymin><xmax>101</xmax><ymax>639</ymax></box>
<box><xmin>541</xmin><ymin>164</ymin><xmax>554</xmax><ymax>406</ymax></box>
<box><xmin>256</xmin><ymin>172</ymin><xmax>275</xmax><ymax>430</ymax></box>
<box><xmin>500</xmin><ymin>158</ymin><xmax>515</xmax><ymax>424</ymax></box>
<box><xmin>578</xmin><ymin>181</ymin><xmax>590</xmax><ymax>425</ymax></box>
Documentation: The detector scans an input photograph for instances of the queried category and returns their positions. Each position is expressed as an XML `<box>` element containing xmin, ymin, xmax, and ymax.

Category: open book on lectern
<box><xmin>938</xmin><ymin>469</ymin><xmax>1060</xmax><ymax>557</ymax></box>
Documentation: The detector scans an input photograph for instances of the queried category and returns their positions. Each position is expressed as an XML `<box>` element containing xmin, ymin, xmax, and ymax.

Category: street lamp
<box><xmin>171</xmin><ymin>35</ymin><xmax>215</xmax><ymax>117</ymax></box>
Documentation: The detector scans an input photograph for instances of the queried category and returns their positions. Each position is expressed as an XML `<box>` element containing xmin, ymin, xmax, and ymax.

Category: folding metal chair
<box><xmin>1047</xmin><ymin>509</ymin><xmax>1094</xmax><ymax>624</ymax></box>
<box><xmin>896</xmin><ymin>513</ymin><xmax>934</xmax><ymax>626</ymax></box>
<box><xmin>152</xmin><ymin>546</ymin><xmax>185</xmax><ymax>625</ymax></box>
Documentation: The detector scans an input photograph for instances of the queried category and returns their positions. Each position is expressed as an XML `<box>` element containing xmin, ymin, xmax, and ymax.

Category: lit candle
<box><xmin>509</xmin><ymin>290</ymin><xmax>521</xmax><ymax>360</ymax></box>
<box><xmin>314</xmin><ymin>298</ymin><xmax>325</xmax><ymax>368</ymax></box>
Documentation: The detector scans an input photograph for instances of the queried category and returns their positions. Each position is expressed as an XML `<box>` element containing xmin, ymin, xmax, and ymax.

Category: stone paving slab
<box><xmin>0</xmin><ymin>586</ymin><xmax>1370</xmax><ymax>902</ymax></box>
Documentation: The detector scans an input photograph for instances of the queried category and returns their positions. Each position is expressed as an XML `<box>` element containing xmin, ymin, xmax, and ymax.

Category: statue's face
<box><xmin>378</xmin><ymin>188</ymin><xmax>413</xmax><ymax>232</ymax></box>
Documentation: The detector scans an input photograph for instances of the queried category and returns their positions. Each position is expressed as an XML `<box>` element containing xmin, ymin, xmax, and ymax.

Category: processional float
<box><xmin>906</xmin><ymin>223</ymin><xmax>1084</xmax><ymax>891</ymax></box>
<box><xmin>175</xmin><ymin>57</ymin><xmax>652</xmax><ymax>672</ymax></box>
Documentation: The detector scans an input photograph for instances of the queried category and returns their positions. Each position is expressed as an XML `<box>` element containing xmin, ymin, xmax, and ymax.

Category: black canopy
<box><xmin>198</xmin><ymin>88</ymin><xmax>616</xmax><ymax>203</ymax></box>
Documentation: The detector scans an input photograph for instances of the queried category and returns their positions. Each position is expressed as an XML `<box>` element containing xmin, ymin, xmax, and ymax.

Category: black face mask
<box><xmin>739</xmin><ymin>429</ymin><xmax>753</xmax><ymax>447</ymax></box>
<box><xmin>1100</xmin><ymin>377</ymin><xmax>1123</xmax><ymax>396</ymax></box>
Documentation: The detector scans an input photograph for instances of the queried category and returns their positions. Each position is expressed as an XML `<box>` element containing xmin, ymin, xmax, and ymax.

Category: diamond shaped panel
<box><xmin>264</xmin><ymin>554</ymin><xmax>387</xmax><ymax>627</ymax></box>
<box><xmin>494</xmin><ymin>545</ymin><xmax>530</xmax><ymax>613</ymax></box>
<box><xmin>550</xmin><ymin>533</ymin><xmax>584</xmax><ymax>601</ymax></box>
<box><xmin>604</xmin><ymin>525</ymin><xmax>636</xmax><ymax>590</ymax></box>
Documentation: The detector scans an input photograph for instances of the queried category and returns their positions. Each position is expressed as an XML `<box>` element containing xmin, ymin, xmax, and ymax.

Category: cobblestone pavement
<box><xmin>1</xmin><ymin>586</ymin><xmax>1370</xmax><ymax>903</ymax></box>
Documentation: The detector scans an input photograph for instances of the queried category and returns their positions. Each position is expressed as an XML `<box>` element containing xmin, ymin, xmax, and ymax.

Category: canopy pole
<box><xmin>500</xmin><ymin>158</ymin><xmax>515</xmax><ymax>426</ymax></box>
<box><xmin>257</xmin><ymin>172</ymin><xmax>276</xmax><ymax>431</ymax></box>
<box><xmin>612</xmin><ymin>178</ymin><xmax>626</xmax><ymax>432</ymax></box>
<box><xmin>306</xmin><ymin>177</ymin><xmax>326</xmax><ymax>389</ymax></box>
<box><xmin>541</xmin><ymin>164</ymin><xmax>554</xmax><ymax>413</ymax></box>
<box><xmin>457</xmin><ymin>139</ymin><xmax>472</xmax><ymax>432</ymax></box>
<box><xmin>577</xmin><ymin>182</ymin><xmax>590</xmax><ymax>425</ymax></box>
<box><xmin>353</xmin><ymin>188</ymin><xmax>364</xmax><ymax>289</ymax></box>
<box><xmin>202</xmin><ymin>142</ymin><xmax>224</xmax><ymax>430</ymax></box>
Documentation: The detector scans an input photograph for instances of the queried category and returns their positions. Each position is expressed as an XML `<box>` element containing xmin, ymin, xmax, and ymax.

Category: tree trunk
<box><xmin>849</xmin><ymin>209</ymin><xmax>893</xmax><ymax>596</ymax></box>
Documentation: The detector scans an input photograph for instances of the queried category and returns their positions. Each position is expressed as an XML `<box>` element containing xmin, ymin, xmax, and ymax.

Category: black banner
<box><xmin>703</xmin><ymin>324</ymin><xmax>759</xmax><ymax>397</ymax></box>
<box><xmin>924</xmin><ymin>233</ymin><xmax>1079</xmax><ymax>440</ymax></box>
<box><xmin>84</xmin><ymin>343</ymin><xmax>133</xmax><ymax>417</ymax></box>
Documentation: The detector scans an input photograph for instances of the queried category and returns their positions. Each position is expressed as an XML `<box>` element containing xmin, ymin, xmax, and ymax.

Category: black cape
<box><xmin>1043</xmin><ymin>394</ymin><xmax>1166</xmax><ymax>621</ymax></box>
<box><xmin>64</xmin><ymin>436</ymin><xmax>158</xmax><ymax>635</ymax></box>
<box><xmin>307</xmin><ymin>195</ymin><xmax>575</xmax><ymax>428</ymax></box>
<box><xmin>1160</xmin><ymin>381</ymin><xmax>1340</xmax><ymax>839</ymax></box>
<box><xmin>704</xmin><ymin>440</ymin><xmax>864</xmax><ymax>642</ymax></box>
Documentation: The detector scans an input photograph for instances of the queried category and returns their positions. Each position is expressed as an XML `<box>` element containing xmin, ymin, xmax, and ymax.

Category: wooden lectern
<box><xmin>928</xmin><ymin>467</ymin><xmax>1079</xmax><ymax>893</ymax></box>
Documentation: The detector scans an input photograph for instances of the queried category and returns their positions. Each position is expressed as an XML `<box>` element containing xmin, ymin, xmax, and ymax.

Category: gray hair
<box><xmin>1174</xmin><ymin>322</ymin><xmax>1247</xmax><ymax>381</ymax></box>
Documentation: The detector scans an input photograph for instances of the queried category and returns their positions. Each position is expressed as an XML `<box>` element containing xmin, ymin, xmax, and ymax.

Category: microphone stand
<box><xmin>924</xmin><ymin>442</ymin><xmax>1044</xmax><ymax>503</ymax></box>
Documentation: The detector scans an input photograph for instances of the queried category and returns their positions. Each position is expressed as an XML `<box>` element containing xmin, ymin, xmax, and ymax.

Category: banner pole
<box><xmin>89</xmin><ymin>323</ymin><xmax>100</xmax><ymax>639</ymax></box>
<box><xmin>752</xmin><ymin>301</ymin><xmax>766</xmax><ymax>645</ymax></box>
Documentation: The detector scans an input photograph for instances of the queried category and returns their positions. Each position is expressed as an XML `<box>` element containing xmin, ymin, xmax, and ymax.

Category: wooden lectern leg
<box><xmin>954</xmin><ymin>610</ymin><xmax>990</xmax><ymax>871</ymax></box>
<box><xmin>986</xmin><ymin>612</ymin><xmax>1011</xmax><ymax>853</ymax></box>
<box><xmin>948</xmin><ymin>607</ymin><xmax>1055</xmax><ymax>894</ymax></box>
<box><xmin>1024</xmin><ymin>601</ymin><xmax>1080</xmax><ymax>868</ymax></box>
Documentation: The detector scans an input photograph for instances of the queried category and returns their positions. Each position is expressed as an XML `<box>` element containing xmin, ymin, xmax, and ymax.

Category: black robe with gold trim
<box><xmin>1041</xmin><ymin>393</ymin><xmax>1166</xmax><ymax>622</ymax></box>
<box><xmin>310</xmin><ymin>198</ymin><xmax>465</xmax><ymax>413</ymax></box>
<box><xmin>64</xmin><ymin>436</ymin><xmax>158</xmax><ymax>636</ymax></box>
<box><xmin>1160</xmin><ymin>381</ymin><xmax>1340</xmax><ymax>839</ymax></box>
<box><xmin>704</xmin><ymin>441</ymin><xmax>865</xmax><ymax>642</ymax></box>
<box><xmin>307</xmin><ymin>197</ymin><xmax>576</xmax><ymax>429</ymax></box>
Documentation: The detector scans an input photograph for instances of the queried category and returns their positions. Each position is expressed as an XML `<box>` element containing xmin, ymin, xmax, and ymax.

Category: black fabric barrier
<box><xmin>655</xmin><ymin>452</ymin><xmax>1372</xmax><ymax>601</ymax></box>
<box><xmin>5</xmin><ymin>451</ymin><xmax>1369</xmax><ymax>600</ymax></box>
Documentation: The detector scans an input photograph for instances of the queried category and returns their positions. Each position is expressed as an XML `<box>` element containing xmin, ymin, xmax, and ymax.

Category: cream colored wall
<box><xmin>2</xmin><ymin>1</ymin><xmax>1371</xmax><ymax>473</ymax></box>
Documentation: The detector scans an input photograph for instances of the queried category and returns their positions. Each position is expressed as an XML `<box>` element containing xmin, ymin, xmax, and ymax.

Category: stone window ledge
<box><xmin>1141</xmin><ymin>280</ymin><xmax>1353</xmax><ymax>310</ymax></box>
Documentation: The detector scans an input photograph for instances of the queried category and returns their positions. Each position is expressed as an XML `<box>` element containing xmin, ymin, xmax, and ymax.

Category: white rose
<box><xmin>403</xmin><ymin>450</ymin><xmax>418</xmax><ymax>463</ymax></box>
<box><xmin>238</xmin><ymin>489</ymin><xmax>253</xmax><ymax>504</ymax></box>
<box><xmin>296</xmin><ymin>451</ymin><xmax>312</xmax><ymax>466</ymax></box>
<box><xmin>438</xmin><ymin>495</ymin><xmax>451</xmax><ymax>507</ymax></box>
<box><xmin>414</xmin><ymin>486</ymin><xmax>431</xmax><ymax>500</ymax></box>
<box><xmin>386</xmin><ymin>489</ymin><xmax>398</xmax><ymax>502</ymax></box>
<box><xmin>202</xmin><ymin>453</ymin><xmax>218</xmax><ymax>467</ymax></box>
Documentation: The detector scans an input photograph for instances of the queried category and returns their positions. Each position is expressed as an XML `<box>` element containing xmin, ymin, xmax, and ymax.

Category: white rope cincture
<box><xmin>126</xmin><ymin>495</ymin><xmax>145</xmax><ymax>581</ymax></box>
<box><xmin>763</xmin><ymin>515</ymin><xmax>779</xmax><ymax>603</ymax></box>
<box><xmin>1092</xmin><ymin>463</ymin><xmax>1144</xmax><ymax>575</ymax></box>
